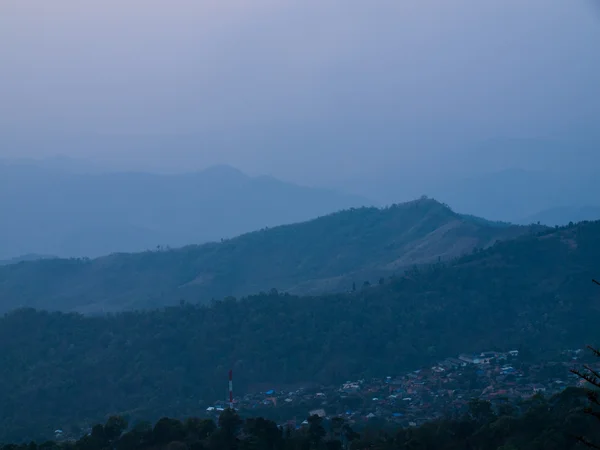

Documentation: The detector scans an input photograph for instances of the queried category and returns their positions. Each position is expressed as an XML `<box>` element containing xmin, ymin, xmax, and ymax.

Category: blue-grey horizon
<box><xmin>1</xmin><ymin>0</ymin><xmax>599</xmax><ymax>184</ymax></box>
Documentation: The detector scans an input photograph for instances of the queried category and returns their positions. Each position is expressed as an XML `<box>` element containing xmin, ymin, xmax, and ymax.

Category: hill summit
<box><xmin>0</xmin><ymin>197</ymin><xmax>541</xmax><ymax>314</ymax></box>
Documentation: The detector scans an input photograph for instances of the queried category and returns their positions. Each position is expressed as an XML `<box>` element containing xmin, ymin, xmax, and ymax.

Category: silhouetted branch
<box><xmin>586</xmin><ymin>390</ymin><xmax>600</xmax><ymax>408</ymax></box>
<box><xmin>584</xmin><ymin>407</ymin><xmax>600</xmax><ymax>421</ymax></box>
<box><xmin>593</xmin><ymin>279</ymin><xmax>600</xmax><ymax>286</ymax></box>
<box><xmin>571</xmin><ymin>366</ymin><xmax>600</xmax><ymax>392</ymax></box>
<box><xmin>584</xmin><ymin>364</ymin><xmax>600</xmax><ymax>380</ymax></box>
<box><xmin>574</xmin><ymin>435</ymin><xmax>600</xmax><ymax>450</ymax></box>
<box><xmin>571</xmin><ymin>344</ymin><xmax>600</xmax><ymax>450</ymax></box>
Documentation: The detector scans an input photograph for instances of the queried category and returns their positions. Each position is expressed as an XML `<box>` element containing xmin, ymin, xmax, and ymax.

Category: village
<box><xmin>53</xmin><ymin>348</ymin><xmax>595</xmax><ymax>441</ymax></box>
<box><xmin>205</xmin><ymin>348</ymin><xmax>595</xmax><ymax>429</ymax></box>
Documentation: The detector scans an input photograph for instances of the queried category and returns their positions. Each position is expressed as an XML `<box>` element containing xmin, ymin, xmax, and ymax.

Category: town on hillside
<box><xmin>203</xmin><ymin>349</ymin><xmax>593</xmax><ymax>430</ymax></box>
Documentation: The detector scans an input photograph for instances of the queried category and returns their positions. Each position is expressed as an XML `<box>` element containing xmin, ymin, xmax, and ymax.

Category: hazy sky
<box><xmin>1</xmin><ymin>0</ymin><xmax>599</xmax><ymax>184</ymax></box>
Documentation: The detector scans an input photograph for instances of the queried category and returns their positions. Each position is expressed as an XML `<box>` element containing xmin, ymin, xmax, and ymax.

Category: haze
<box><xmin>1</xmin><ymin>0</ymin><xmax>600</xmax><ymax>260</ymax></box>
<box><xmin>3</xmin><ymin>1</ymin><xmax>600</xmax><ymax>443</ymax></box>
<box><xmin>2</xmin><ymin>0</ymin><xmax>599</xmax><ymax>184</ymax></box>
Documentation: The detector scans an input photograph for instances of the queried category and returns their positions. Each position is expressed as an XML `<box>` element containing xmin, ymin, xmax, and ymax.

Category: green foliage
<box><xmin>0</xmin><ymin>199</ymin><xmax>541</xmax><ymax>313</ymax></box>
<box><xmin>2</xmin><ymin>396</ymin><xmax>599</xmax><ymax>450</ymax></box>
<box><xmin>0</xmin><ymin>220</ymin><xmax>598</xmax><ymax>441</ymax></box>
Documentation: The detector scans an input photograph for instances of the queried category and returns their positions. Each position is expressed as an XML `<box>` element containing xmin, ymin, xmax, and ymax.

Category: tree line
<box><xmin>2</xmin><ymin>386</ymin><xmax>600</xmax><ymax>450</ymax></box>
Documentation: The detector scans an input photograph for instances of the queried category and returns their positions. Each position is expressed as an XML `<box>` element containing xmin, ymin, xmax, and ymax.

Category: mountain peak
<box><xmin>0</xmin><ymin>197</ymin><xmax>539</xmax><ymax>314</ymax></box>
<box><xmin>0</xmin><ymin>162</ymin><xmax>371</xmax><ymax>259</ymax></box>
<box><xmin>199</xmin><ymin>164</ymin><xmax>248</xmax><ymax>179</ymax></box>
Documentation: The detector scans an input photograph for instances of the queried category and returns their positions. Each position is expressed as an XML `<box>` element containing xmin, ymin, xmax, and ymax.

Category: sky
<box><xmin>1</xmin><ymin>0</ymin><xmax>600</xmax><ymax>185</ymax></box>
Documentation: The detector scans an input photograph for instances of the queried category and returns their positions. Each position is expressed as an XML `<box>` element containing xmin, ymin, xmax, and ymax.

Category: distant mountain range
<box><xmin>0</xmin><ymin>160</ymin><xmax>372</xmax><ymax>260</ymax></box>
<box><xmin>429</xmin><ymin>169</ymin><xmax>600</xmax><ymax>223</ymax></box>
<box><xmin>0</xmin><ymin>254</ymin><xmax>56</xmax><ymax>266</ymax></box>
<box><xmin>334</xmin><ymin>167</ymin><xmax>600</xmax><ymax>225</ymax></box>
<box><xmin>518</xmin><ymin>205</ymin><xmax>600</xmax><ymax>226</ymax></box>
<box><xmin>329</xmin><ymin>137</ymin><xmax>600</xmax><ymax>224</ymax></box>
<box><xmin>3</xmin><ymin>153</ymin><xmax>599</xmax><ymax>261</ymax></box>
<box><xmin>0</xmin><ymin>198</ymin><xmax>543</xmax><ymax>314</ymax></box>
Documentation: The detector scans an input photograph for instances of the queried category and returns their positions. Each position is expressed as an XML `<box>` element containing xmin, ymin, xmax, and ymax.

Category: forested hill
<box><xmin>0</xmin><ymin>220</ymin><xmax>598</xmax><ymax>441</ymax></box>
<box><xmin>0</xmin><ymin>198</ymin><xmax>540</xmax><ymax>314</ymax></box>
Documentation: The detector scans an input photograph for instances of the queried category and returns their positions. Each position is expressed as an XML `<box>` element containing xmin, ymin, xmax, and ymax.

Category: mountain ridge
<box><xmin>0</xmin><ymin>160</ymin><xmax>372</xmax><ymax>260</ymax></box>
<box><xmin>0</xmin><ymin>254</ymin><xmax>57</xmax><ymax>266</ymax></box>
<box><xmin>0</xmin><ymin>197</ymin><xmax>544</xmax><ymax>314</ymax></box>
<box><xmin>518</xmin><ymin>205</ymin><xmax>600</xmax><ymax>226</ymax></box>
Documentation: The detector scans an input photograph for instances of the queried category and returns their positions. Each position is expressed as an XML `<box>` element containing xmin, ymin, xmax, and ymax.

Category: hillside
<box><xmin>0</xmin><ymin>160</ymin><xmax>370</xmax><ymax>259</ymax></box>
<box><xmin>0</xmin><ymin>219</ymin><xmax>598</xmax><ymax>441</ymax></box>
<box><xmin>0</xmin><ymin>198</ymin><xmax>541</xmax><ymax>314</ymax></box>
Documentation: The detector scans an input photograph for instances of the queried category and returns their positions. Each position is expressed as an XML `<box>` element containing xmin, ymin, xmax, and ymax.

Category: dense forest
<box><xmin>0</xmin><ymin>219</ymin><xmax>598</xmax><ymax>441</ymax></box>
<box><xmin>2</xmin><ymin>388</ymin><xmax>599</xmax><ymax>450</ymax></box>
<box><xmin>0</xmin><ymin>198</ymin><xmax>542</xmax><ymax>314</ymax></box>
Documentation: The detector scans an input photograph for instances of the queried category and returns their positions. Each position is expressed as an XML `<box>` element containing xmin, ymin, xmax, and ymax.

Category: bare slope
<box><xmin>0</xmin><ymin>198</ymin><xmax>541</xmax><ymax>313</ymax></box>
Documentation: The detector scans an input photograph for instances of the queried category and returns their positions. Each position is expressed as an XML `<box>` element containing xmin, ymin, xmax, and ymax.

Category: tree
<box><xmin>104</xmin><ymin>416</ymin><xmax>128</xmax><ymax>442</ymax></box>
<box><xmin>79</xmin><ymin>425</ymin><xmax>108</xmax><ymax>450</ymax></box>
<box><xmin>167</xmin><ymin>442</ymin><xmax>188</xmax><ymax>450</ymax></box>
<box><xmin>307</xmin><ymin>415</ymin><xmax>326</xmax><ymax>449</ymax></box>
<box><xmin>212</xmin><ymin>409</ymin><xmax>243</xmax><ymax>450</ymax></box>
<box><xmin>118</xmin><ymin>425</ymin><xmax>151</xmax><ymax>450</ymax></box>
<box><xmin>342</xmin><ymin>424</ymin><xmax>359</xmax><ymax>449</ymax></box>
<box><xmin>218</xmin><ymin>409</ymin><xmax>243</xmax><ymax>438</ymax></box>
<box><xmin>329</xmin><ymin>417</ymin><xmax>345</xmax><ymax>442</ymax></box>
<box><xmin>569</xmin><ymin>279</ymin><xmax>600</xmax><ymax>448</ymax></box>
<box><xmin>153</xmin><ymin>418</ymin><xmax>186</xmax><ymax>445</ymax></box>
<box><xmin>242</xmin><ymin>417</ymin><xmax>281</xmax><ymax>450</ymax></box>
<box><xmin>90</xmin><ymin>424</ymin><xmax>106</xmax><ymax>443</ymax></box>
<box><xmin>496</xmin><ymin>402</ymin><xmax>517</xmax><ymax>418</ymax></box>
<box><xmin>184</xmin><ymin>418</ymin><xmax>216</xmax><ymax>440</ymax></box>
<box><xmin>467</xmin><ymin>399</ymin><xmax>496</xmax><ymax>425</ymax></box>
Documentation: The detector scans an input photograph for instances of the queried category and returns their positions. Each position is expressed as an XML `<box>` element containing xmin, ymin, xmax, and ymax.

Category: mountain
<box><xmin>334</xmin><ymin>168</ymin><xmax>600</xmax><ymax>224</ymax></box>
<box><xmin>0</xmin><ymin>155</ymin><xmax>110</xmax><ymax>174</ymax></box>
<box><xmin>0</xmin><ymin>160</ymin><xmax>371</xmax><ymax>259</ymax></box>
<box><xmin>329</xmin><ymin>137</ymin><xmax>600</xmax><ymax>223</ymax></box>
<box><xmin>0</xmin><ymin>198</ymin><xmax>542</xmax><ymax>314</ymax></box>
<box><xmin>0</xmin><ymin>254</ymin><xmax>56</xmax><ymax>266</ymax></box>
<box><xmin>428</xmin><ymin>169</ymin><xmax>600</xmax><ymax>223</ymax></box>
<box><xmin>0</xmin><ymin>219</ymin><xmax>597</xmax><ymax>441</ymax></box>
<box><xmin>518</xmin><ymin>205</ymin><xmax>600</xmax><ymax>226</ymax></box>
